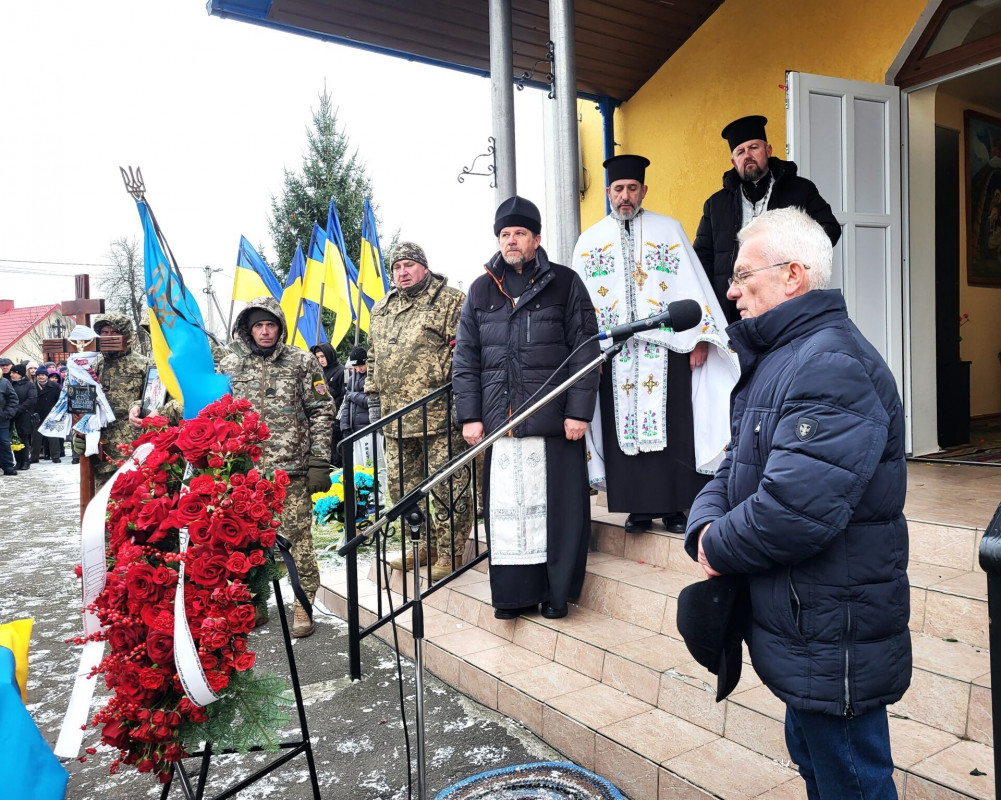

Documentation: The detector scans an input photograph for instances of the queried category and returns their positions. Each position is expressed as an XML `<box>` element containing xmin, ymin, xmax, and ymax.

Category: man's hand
<box><xmin>690</xmin><ymin>341</ymin><xmax>709</xmax><ymax>370</ymax></box>
<box><xmin>564</xmin><ymin>419</ymin><xmax>587</xmax><ymax>441</ymax></box>
<box><xmin>306</xmin><ymin>457</ymin><xmax>333</xmax><ymax>494</ymax></box>
<box><xmin>463</xmin><ymin>422</ymin><xmax>485</xmax><ymax>446</ymax></box>
<box><xmin>128</xmin><ymin>405</ymin><xmax>143</xmax><ymax>427</ymax></box>
<box><xmin>697</xmin><ymin>523</ymin><xmax>721</xmax><ymax>578</ymax></box>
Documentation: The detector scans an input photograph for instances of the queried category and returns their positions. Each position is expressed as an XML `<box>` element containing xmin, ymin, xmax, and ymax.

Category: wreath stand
<box><xmin>159</xmin><ymin>537</ymin><xmax>320</xmax><ymax>800</ymax></box>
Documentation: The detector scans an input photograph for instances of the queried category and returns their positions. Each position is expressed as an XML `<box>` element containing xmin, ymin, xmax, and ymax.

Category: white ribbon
<box><xmin>173</xmin><ymin>527</ymin><xmax>220</xmax><ymax>708</ymax></box>
<box><xmin>55</xmin><ymin>442</ymin><xmax>154</xmax><ymax>758</ymax></box>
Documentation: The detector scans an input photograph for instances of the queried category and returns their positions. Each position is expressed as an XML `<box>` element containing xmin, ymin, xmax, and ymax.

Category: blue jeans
<box><xmin>0</xmin><ymin>427</ymin><xmax>14</xmax><ymax>472</ymax></box>
<box><xmin>785</xmin><ymin>705</ymin><xmax>896</xmax><ymax>800</ymax></box>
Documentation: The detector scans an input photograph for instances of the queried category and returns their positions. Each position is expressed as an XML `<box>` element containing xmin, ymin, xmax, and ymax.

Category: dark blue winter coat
<box><xmin>685</xmin><ymin>289</ymin><xmax>911</xmax><ymax>717</ymax></box>
<box><xmin>453</xmin><ymin>248</ymin><xmax>599</xmax><ymax>438</ymax></box>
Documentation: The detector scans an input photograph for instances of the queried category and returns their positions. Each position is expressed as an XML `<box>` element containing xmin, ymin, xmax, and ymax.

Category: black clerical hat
<box><xmin>676</xmin><ymin>574</ymin><xmax>750</xmax><ymax>702</ymax></box>
<box><xmin>603</xmin><ymin>154</ymin><xmax>650</xmax><ymax>184</ymax></box>
<box><xmin>722</xmin><ymin>115</ymin><xmax>768</xmax><ymax>151</ymax></box>
<box><xmin>494</xmin><ymin>196</ymin><xmax>542</xmax><ymax>236</ymax></box>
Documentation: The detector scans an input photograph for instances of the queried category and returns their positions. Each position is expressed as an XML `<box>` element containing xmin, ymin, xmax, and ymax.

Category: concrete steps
<box><xmin>319</xmin><ymin>502</ymin><xmax>998</xmax><ymax>799</ymax></box>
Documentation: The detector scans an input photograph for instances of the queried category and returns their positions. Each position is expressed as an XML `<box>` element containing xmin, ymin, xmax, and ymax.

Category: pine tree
<box><xmin>269</xmin><ymin>88</ymin><xmax>378</xmax><ymax>356</ymax></box>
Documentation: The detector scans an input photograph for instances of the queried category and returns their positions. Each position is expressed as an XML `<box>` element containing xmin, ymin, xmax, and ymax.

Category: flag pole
<box><xmin>353</xmin><ymin>244</ymin><xmax>366</xmax><ymax>348</ymax></box>
<box><xmin>316</xmin><ymin>282</ymin><xmax>325</xmax><ymax>347</ymax></box>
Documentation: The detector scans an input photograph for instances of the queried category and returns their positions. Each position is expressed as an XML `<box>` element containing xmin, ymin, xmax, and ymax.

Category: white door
<box><xmin>786</xmin><ymin>72</ymin><xmax>903</xmax><ymax>388</ymax></box>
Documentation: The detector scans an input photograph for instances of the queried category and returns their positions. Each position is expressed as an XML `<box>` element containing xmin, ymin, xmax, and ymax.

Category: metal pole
<box><xmin>408</xmin><ymin>509</ymin><xmax>428</xmax><ymax>800</ymax></box>
<box><xmin>489</xmin><ymin>0</ymin><xmax>516</xmax><ymax>204</ymax></box>
<box><xmin>549</xmin><ymin>0</ymin><xmax>581</xmax><ymax>265</ymax></box>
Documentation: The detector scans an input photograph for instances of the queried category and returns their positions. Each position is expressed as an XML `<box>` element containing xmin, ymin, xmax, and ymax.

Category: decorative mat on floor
<box><xmin>914</xmin><ymin>444</ymin><xmax>1001</xmax><ymax>464</ymax></box>
<box><xmin>434</xmin><ymin>762</ymin><xmax>624</xmax><ymax>799</ymax></box>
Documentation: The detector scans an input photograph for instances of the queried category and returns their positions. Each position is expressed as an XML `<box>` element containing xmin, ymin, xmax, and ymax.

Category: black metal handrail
<box><xmin>333</xmin><ymin>383</ymin><xmax>486</xmax><ymax>680</ymax></box>
<box><xmin>977</xmin><ymin>500</ymin><xmax>1001</xmax><ymax>796</ymax></box>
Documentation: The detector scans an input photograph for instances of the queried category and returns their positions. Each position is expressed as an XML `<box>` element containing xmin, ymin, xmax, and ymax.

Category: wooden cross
<box><xmin>42</xmin><ymin>275</ymin><xmax>126</xmax><ymax>521</ymax></box>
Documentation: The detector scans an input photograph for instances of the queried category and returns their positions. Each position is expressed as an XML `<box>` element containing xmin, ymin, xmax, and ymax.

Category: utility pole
<box><xmin>203</xmin><ymin>265</ymin><xmax>228</xmax><ymax>338</ymax></box>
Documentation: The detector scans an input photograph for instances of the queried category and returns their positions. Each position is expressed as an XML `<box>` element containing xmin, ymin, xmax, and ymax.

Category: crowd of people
<box><xmin>0</xmin><ymin>357</ymin><xmax>72</xmax><ymax>475</ymax></box>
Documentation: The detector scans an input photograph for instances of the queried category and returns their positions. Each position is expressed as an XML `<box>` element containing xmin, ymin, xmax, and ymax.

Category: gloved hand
<box><xmin>368</xmin><ymin>399</ymin><xmax>381</xmax><ymax>424</ymax></box>
<box><xmin>306</xmin><ymin>456</ymin><xmax>333</xmax><ymax>494</ymax></box>
<box><xmin>71</xmin><ymin>433</ymin><xmax>87</xmax><ymax>457</ymax></box>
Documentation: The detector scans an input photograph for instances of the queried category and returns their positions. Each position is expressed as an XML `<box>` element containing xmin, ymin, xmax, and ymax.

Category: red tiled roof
<box><xmin>0</xmin><ymin>304</ymin><xmax>59</xmax><ymax>355</ymax></box>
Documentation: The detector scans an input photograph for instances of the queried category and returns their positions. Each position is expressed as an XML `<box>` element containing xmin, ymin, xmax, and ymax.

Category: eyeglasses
<box><xmin>728</xmin><ymin>260</ymin><xmax>809</xmax><ymax>287</ymax></box>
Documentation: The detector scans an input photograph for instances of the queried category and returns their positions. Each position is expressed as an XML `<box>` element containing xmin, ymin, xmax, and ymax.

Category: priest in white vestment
<box><xmin>571</xmin><ymin>155</ymin><xmax>739</xmax><ymax>534</ymax></box>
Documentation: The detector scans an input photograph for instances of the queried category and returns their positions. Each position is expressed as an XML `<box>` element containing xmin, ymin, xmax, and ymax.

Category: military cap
<box><xmin>390</xmin><ymin>241</ymin><xmax>428</xmax><ymax>268</ymax></box>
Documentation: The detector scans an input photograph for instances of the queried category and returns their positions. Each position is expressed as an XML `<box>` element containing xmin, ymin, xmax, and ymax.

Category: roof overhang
<box><xmin>206</xmin><ymin>0</ymin><xmax>723</xmax><ymax>103</ymax></box>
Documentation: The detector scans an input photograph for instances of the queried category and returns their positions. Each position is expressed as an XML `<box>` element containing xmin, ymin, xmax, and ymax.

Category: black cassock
<box><xmin>599</xmin><ymin>349</ymin><xmax>710</xmax><ymax>517</ymax></box>
<box><xmin>483</xmin><ymin>436</ymin><xmax>591</xmax><ymax>611</ymax></box>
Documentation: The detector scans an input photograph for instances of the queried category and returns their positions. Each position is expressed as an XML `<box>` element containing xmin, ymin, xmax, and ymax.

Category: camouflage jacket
<box><xmin>367</xmin><ymin>272</ymin><xmax>465</xmax><ymax>438</ymax></box>
<box><xmin>219</xmin><ymin>296</ymin><xmax>333</xmax><ymax>475</ymax></box>
<box><xmin>92</xmin><ymin>312</ymin><xmax>153</xmax><ymax>473</ymax></box>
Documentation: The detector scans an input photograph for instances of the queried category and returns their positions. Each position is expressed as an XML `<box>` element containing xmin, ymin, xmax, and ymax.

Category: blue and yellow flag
<box><xmin>0</xmin><ymin>619</ymin><xmax>69</xmax><ymax>800</ymax></box>
<box><xmin>318</xmin><ymin>203</ymin><xmax>355</xmax><ymax>347</ymax></box>
<box><xmin>233</xmin><ymin>236</ymin><xmax>282</xmax><ymax>302</ymax></box>
<box><xmin>280</xmin><ymin>241</ymin><xmax>326</xmax><ymax>349</ymax></box>
<box><xmin>139</xmin><ymin>201</ymin><xmax>231</xmax><ymax>418</ymax></box>
<box><xmin>358</xmin><ymin>198</ymin><xmax>388</xmax><ymax>319</ymax></box>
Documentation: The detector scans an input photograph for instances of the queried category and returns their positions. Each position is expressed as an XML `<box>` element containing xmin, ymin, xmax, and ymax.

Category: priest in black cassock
<box><xmin>572</xmin><ymin>155</ymin><xmax>738</xmax><ymax>535</ymax></box>
<box><xmin>453</xmin><ymin>196</ymin><xmax>600</xmax><ymax>621</ymax></box>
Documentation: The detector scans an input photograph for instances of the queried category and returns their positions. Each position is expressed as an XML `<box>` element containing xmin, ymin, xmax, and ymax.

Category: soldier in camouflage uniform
<box><xmin>367</xmin><ymin>242</ymin><xmax>473</xmax><ymax>581</ymax></box>
<box><xmin>220</xmin><ymin>296</ymin><xmax>334</xmax><ymax>637</ymax></box>
<box><xmin>90</xmin><ymin>313</ymin><xmax>154</xmax><ymax>490</ymax></box>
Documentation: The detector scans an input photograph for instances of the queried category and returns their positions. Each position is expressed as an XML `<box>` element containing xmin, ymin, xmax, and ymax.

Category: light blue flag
<box><xmin>139</xmin><ymin>201</ymin><xmax>231</xmax><ymax>418</ymax></box>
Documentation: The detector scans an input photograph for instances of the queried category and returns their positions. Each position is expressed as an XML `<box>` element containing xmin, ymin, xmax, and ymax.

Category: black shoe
<box><xmin>662</xmin><ymin>512</ymin><xmax>687</xmax><ymax>534</ymax></box>
<box><xmin>624</xmin><ymin>514</ymin><xmax>652</xmax><ymax>533</ymax></box>
<box><xmin>541</xmin><ymin>602</ymin><xmax>567</xmax><ymax>619</ymax></box>
<box><xmin>2</xmin><ymin>469</ymin><xmax>16</xmax><ymax>476</ymax></box>
<box><xmin>493</xmin><ymin>605</ymin><xmax>537</xmax><ymax>620</ymax></box>
<box><xmin>71</xmin><ymin>456</ymin><xmax>79</xmax><ymax>465</ymax></box>
<box><xmin>52</xmin><ymin>458</ymin><xmax>61</xmax><ymax>463</ymax></box>
<box><xmin>29</xmin><ymin>458</ymin><xmax>39</xmax><ymax>463</ymax></box>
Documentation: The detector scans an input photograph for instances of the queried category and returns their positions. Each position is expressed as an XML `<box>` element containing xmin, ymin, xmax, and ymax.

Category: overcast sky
<box><xmin>0</xmin><ymin>1</ymin><xmax>547</xmax><ymax>333</ymax></box>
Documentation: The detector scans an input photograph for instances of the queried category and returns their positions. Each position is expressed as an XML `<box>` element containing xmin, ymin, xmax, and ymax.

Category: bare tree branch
<box><xmin>98</xmin><ymin>237</ymin><xmax>151</xmax><ymax>355</ymax></box>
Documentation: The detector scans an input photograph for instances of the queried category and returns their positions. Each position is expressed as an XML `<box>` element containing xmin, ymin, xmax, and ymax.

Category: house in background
<box><xmin>0</xmin><ymin>300</ymin><xmax>75</xmax><ymax>363</ymax></box>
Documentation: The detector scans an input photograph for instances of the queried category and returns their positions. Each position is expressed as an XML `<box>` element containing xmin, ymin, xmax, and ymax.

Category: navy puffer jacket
<box><xmin>453</xmin><ymin>248</ymin><xmax>599</xmax><ymax>438</ymax></box>
<box><xmin>685</xmin><ymin>289</ymin><xmax>911</xmax><ymax>717</ymax></box>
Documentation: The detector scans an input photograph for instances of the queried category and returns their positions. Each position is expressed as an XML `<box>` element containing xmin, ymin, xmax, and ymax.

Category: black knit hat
<box><xmin>246</xmin><ymin>308</ymin><xmax>280</xmax><ymax>329</ymax></box>
<box><xmin>348</xmin><ymin>346</ymin><xmax>367</xmax><ymax>365</ymax></box>
<box><xmin>722</xmin><ymin>115</ymin><xmax>768</xmax><ymax>151</ymax></box>
<box><xmin>603</xmin><ymin>154</ymin><xmax>650</xmax><ymax>184</ymax></box>
<box><xmin>494</xmin><ymin>196</ymin><xmax>541</xmax><ymax>236</ymax></box>
<box><xmin>9</xmin><ymin>363</ymin><xmax>27</xmax><ymax>378</ymax></box>
<box><xmin>676</xmin><ymin>574</ymin><xmax>750</xmax><ymax>702</ymax></box>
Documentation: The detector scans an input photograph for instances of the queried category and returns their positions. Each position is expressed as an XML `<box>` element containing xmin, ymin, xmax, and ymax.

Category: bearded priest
<box><xmin>571</xmin><ymin>154</ymin><xmax>738</xmax><ymax>535</ymax></box>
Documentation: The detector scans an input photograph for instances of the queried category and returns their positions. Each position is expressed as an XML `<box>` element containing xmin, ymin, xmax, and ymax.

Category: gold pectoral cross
<box><xmin>632</xmin><ymin>262</ymin><xmax>648</xmax><ymax>291</ymax></box>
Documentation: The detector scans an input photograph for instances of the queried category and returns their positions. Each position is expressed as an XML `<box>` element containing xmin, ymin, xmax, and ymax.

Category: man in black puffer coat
<box><xmin>453</xmin><ymin>196</ymin><xmax>599</xmax><ymax>621</ymax></box>
<box><xmin>694</xmin><ymin>115</ymin><xmax>840</xmax><ymax>323</ymax></box>
<box><xmin>685</xmin><ymin>208</ymin><xmax>909</xmax><ymax>800</ymax></box>
<box><xmin>8</xmin><ymin>363</ymin><xmax>37</xmax><ymax>470</ymax></box>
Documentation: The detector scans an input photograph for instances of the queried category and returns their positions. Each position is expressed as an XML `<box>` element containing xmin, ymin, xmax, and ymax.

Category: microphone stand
<box><xmin>342</xmin><ymin>338</ymin><xmax>625</xmax><ymax>800</ymax></box>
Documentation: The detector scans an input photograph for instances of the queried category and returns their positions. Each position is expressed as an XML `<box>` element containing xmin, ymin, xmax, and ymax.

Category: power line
<box><xmin>0</xmin><ymin>257</ymin><xmax>114</xmax><ymax>268</ymax></box>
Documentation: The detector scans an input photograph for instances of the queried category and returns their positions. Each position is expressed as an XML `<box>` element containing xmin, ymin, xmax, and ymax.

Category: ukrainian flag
<box><xmin>327</xmin><ymin>200</ymin><xmax>376</xmax><ymax>333</ymax></box>
<box><xmin>0</xmin><ymin>619</ymin><xmax>69</xmax><ymax>800</ymax></box>
<box><xmin>358</xmin><ymin>197</ymin><xmax>388</xmax><ymax>317</ymax></box>
<box><xmin>234</xmin><ymin>236</ymin><xmax>282</xmax><ymax>302</ymax></box>
<box><xmin>139</xmin><ymin>200</ymin><xmax>231</xmax><ymax>418</ymax></box>
<box><xmin>280</xmin><ymin>241</ymin><xmax>326</xmax><ymax>349</ymax></box>
<box><xmin>317</xmin><ymin>203</ymin><xmax>355</xmax><ymax>347</ymax></box>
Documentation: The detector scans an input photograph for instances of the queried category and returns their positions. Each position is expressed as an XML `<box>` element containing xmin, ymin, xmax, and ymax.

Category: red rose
<box><xmin>247</xmin><ymin>549</ymin><xmax>266</xmax><ymax>566</ymax></box>
<box><xmin>176</xmin><ymin>418</ymin><xmax>217</xmax><ymax>461</ymax></box>
<box><xmin>187</xmin><ymin>517</ymin><xmax>211</xmax><ymax>545</ymax></box>
<box><xmin>139</xmin><ymin>667</ymin><xmax>166</xmax><ymax>690</ymax></box>
<box><xmin>188</xmin><ymin>474</ymin><xmax>217</xmax><ymax>496</ymax></box>
<box><xmin>124</xmin><ymin>564</ymin><xmax>159</xmax><ymax>601</ymax></box>
<box><xmin>173</xmin><ymin>493</ymin><xmax>207</xmax><ymax>525</ymax></box>
<box><xmin>151</xmin><ymin>566</ymin><xmax>176</xmax><ymax>587</ymax></box>
<box><xmin>185</xmin><ymin>548</ymin><xmax>230</xmax><ymax>589</ymax></box>
<box><xmin>225</xmin><ymin>551</ymin><xmax>251</xmax><ymax>575</ymax></box>
<box><xmin>209</xmin><ymin>512</ymin><xmax>253</xmax><ymax>550</ymax></box>
<box><xmin>227</xmin><ymin>603</ymin><xmax>257</xmax><ymax>634</ymax></box>
<box><xmin>233</xmin><ymin>651</ymin><xmax>256</xmax><ymax>671</ymax></box>
<box><xmin>102</xmin><ymin>719</ymin><xmax>131</xmax><ymax>750</ymax></box>
<box><xmin>146</xmin><ymin>631</ymin><xmax>174</xmax><ymax>666</ymax></box>
<box><xmin>206</xmin><ymin>670</ymin><xmax>230</xmax><ymax>693</ymax></box>
<box><xmin>225</xmin><ymin>581</ymin><xmax>251</xmax><ymax>603</ymax></box>
<box><xmin>107</xmin><ymin>623</ymin><xmax>142</xmax><ymax>653</ymax></box>
<box><xmin>207</xmin><ymin>455</ymin><xmax>225</xmax><ymax>469</ymax></box>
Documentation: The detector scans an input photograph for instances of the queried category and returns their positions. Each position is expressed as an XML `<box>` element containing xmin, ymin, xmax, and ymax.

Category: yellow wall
<box><xmin>579</xmin><ymin>0</ymin><xmax>928</xmax><ymax>234</ymax></box>
<box><xmin>935</xmin><ymin>91</ymin><xmax>1001</xmax><ymax>417</ymax></box>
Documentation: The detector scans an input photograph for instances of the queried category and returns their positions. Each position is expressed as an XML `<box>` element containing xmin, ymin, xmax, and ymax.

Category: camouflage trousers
<box><xmin>278</xmin><ymin>475</ymin><xmax>320</xmax><ymax>601</ymax></box>
<box><xmin>384</xmin><ymin>431</ymin><xmax>473</xmax><ymax>561</ymax></box>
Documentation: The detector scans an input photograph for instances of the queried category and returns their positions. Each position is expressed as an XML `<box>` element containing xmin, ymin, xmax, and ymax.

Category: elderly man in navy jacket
<box><xmin>685</xmin><ymin>207</ymin><xmax>910</xmax><ymax>799</ymax></box>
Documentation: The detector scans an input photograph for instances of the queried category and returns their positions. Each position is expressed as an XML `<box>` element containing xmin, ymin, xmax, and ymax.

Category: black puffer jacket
<box><xmin>34</xmin><ymin>381</ymin><xmax>60</xmax><ymax>421</ymax></box>
<box><xmin>311</xmin><ymin>342</ymin><xmax>345</xmax><ymax>411</ymax></box>
<box><xmin>339</xmin><ymin>370</ymin><xmax>370</xmax><ymax>434</ymax></box>
<box><xmin>693</xmin><ymin>157</ymin><xmax>841</xmax><ymax>323</ymax></box>
<box><xmin>0</xmin><ymin>377</ymin><xmax>17</xmax><ymax>431</ymax></box>
<box><xmin>453</xmin><ymin>247</ymin><xmax>599</xmax><ymax>438</ymax></box>
<box><xmin>10</xmin><ymin>376</ymin><xmax>37</xmax><ymax>437</ymax></box>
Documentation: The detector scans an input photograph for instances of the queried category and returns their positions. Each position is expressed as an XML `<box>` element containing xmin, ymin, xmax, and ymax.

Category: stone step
<box><xmin>319</xmin><ymin>556</ymin><xmax>995</xmax><ymax>799</ymax></box>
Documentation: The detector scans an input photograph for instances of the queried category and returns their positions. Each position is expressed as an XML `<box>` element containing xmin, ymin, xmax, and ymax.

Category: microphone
<box><xmin>596</xmin><ymin>299</ymin><xmax>703</xmax><ymax>342</ymax></box>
